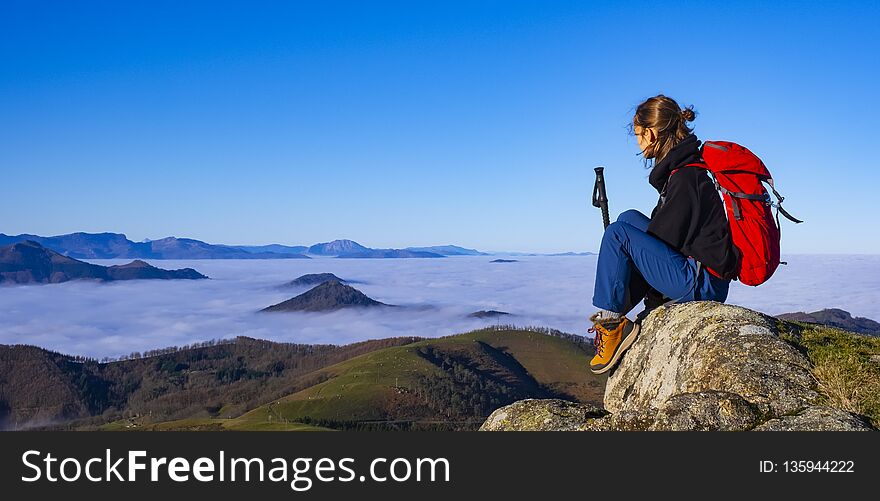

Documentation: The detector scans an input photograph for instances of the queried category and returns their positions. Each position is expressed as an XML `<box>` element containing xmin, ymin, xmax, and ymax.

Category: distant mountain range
<box><xmin>307</xmin><ymin>240</ymin><xmax>476</xmax><ymax>258</ymax></box>
<box><xmin>406</xmin><ymin>245</ymin><xmax>488</xmax><ymax>256</ymax></box>
<box><xmin>338</xmin><ymin>249</ymin><xmax>445</xmax><ymax>259</ymax></box>
<box><xmin>0</xmin><ymin>241</ymin><xmax>207</xmax><ymax>284</ymax></box>
<box><xmin>224</xmin><ymin>244</ymin><xmax>309</xmax><ymax>255</ymax></box>
<box><xmin>487</xmin><ymin>251</ymin><xmax>597</xmax><ymax>257</ymax></box>
<box><xmin>0</xmin><ymin>232</ymin><xmax>594</xmax><ymax>259</ymax></box>
<box><xmin>777</xmin><ymin>308</ymin><xmax>880</xmax><ymax>336</ymax></box>
<box><xmin>0</xmin><ymin>232</ymin><xmax>309</xmax><ymax>260</ymax></box>
<box><xmin>0</xmin><ymin>233</ymin><xmax>497</xmax><ymax>260</ymax></box>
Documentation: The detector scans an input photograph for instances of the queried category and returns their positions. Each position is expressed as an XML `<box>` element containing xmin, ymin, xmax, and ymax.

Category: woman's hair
<box><xmin>631</xmin><ymin>94</ymin><xmax>696</xmax><ymax>165</ymax></box>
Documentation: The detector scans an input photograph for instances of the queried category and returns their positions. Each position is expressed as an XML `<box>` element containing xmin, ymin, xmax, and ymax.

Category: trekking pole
<box><xmin>592</xmin><ymin>166</ymin><xmax>610</xmax><ymax>229</ymax></box>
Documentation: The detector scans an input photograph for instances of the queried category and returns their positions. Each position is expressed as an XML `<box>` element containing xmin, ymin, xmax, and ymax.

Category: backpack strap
<box><xmin>766</xmin><ymin>179</ymin><xmax>804</xmax><ymax>224</ymax></box>
<box><xmin>685</xmin><ymin>163</ymin><xmax>762</xmax><ymax>220</ymax></box>
<box><xmin>687</xmin><ymin>162</ymin><xmax>803</xmax><ymax>223</ymax></box>
<box><xmin>717</xmin><ymin>186</ymin><xmax>770</xmax><ymax>221</ymax></box>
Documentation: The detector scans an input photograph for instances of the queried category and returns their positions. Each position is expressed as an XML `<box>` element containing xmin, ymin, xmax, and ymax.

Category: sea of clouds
<box><xmin>1</xmin><ymin>255</ymin><xmax>878</xmax><ymax>358</ymax></box>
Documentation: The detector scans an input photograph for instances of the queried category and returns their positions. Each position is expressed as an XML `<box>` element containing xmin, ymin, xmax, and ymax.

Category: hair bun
<box><xmin>681</xmin><ymin>106</ymin><xmax>696</xmax><ymax>122</ymax></box>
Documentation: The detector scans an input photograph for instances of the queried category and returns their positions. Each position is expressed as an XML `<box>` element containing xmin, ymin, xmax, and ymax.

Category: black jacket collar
<box><xmin>648</xmin><ymin>134</ymin><xmax>702</xmax><ymax>193</ymax></box>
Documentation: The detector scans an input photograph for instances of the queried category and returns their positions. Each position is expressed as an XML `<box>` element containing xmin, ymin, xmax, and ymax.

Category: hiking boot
<box><xmin>588</xmin><ymin>315</ymin><xmax>640</xmax><ymax>375</ymax></box>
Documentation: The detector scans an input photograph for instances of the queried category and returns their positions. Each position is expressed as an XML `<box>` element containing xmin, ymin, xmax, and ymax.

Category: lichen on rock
<box><xmin>649</xmin><ymin>391</ymin><xmax>761</xmax><ymax>431</ymax></box>
<box><xmin>604</xmin><ymin>302</ymin><xmax>817</xmax><ymax>417</ymax></box>
<box><xmin>753</xmin><ymin>406</ymin><xmax>874</xmax><ymax>431</ymax></box>
<box><xmin>478</xmin><ymin>399</ymin><xmax>606</xmax><ymax>431</ymax></box>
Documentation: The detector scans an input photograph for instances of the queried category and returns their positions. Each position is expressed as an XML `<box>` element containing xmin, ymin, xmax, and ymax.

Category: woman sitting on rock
<box><xmin>589</xmin><ymin>95</ymin><xmax>737</xmax><ymax>374</ymax></box>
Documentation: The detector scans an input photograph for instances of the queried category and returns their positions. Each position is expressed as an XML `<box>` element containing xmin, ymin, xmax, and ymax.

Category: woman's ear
<box><xmin>648</xmin><ymin>127</ymin><xmax>657</xmax><ymax>144</ymax></box>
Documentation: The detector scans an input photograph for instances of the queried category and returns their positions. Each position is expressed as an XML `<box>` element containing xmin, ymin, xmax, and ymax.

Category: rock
<box><xmin>479</xmin><ymin>399</ymin><xmax>606</xmax><ymax>431</ymax></box>
<box><xmin>479</xmin><ymin>302</ymin><xmax>877</xmax><ymax>432</ymax></box>
<box><xmin>604</xmin><ymin>302</ymin><xmax>816</xmax><ymax>417</ymax></box>
<box><xmin>753</xmin><ymin>406</ymin><xmax>873</xmax><ymax>431</ymax></box>
<box><xmin>649</xmin><ymin>391</ymin><xmax>761</xmax><ymax>431</ymax></box>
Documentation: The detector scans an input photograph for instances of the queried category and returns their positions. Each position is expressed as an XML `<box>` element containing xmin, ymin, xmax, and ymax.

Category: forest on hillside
<box><xmin>0</xmin><ymin>336</ymin><xmax>421</xmax><ymax>430</ymax></box>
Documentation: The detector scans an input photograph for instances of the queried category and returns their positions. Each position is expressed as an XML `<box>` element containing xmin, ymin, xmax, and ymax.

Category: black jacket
<box><xmin>646</xmin><ymin>134</ymin><xmax>738</xmax><ymax>279</ymax></box>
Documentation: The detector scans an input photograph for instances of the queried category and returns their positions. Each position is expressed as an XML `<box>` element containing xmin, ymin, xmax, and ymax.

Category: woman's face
<box><xmin>634</xmin><ymin>124</ymin><xmax>655</xmax><ymax>155</ymax></box>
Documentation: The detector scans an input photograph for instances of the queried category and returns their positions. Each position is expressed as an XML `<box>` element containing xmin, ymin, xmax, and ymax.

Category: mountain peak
<box><xmin>13</xmin><ymin>239</ymin><xmax>43</xmax><ymax>249</ymax></box>
<box><xmin>262</xmin><ymin>280</ymin><xmax>388</xmax><ymax>312</ymax></box>
<box><xmin>282</xmin><ymin>273</ymin><xmax>346</xmax><ymax>288</ymax></box>
<box><xmin>307</xmin><ymin>239</ymin><xmax>368</xmax><ymax>256</ymax></box>
<box><xmin>114</xmin><ymin>259</ymin><xmax>152</xmax><ymax>268</ymax></box>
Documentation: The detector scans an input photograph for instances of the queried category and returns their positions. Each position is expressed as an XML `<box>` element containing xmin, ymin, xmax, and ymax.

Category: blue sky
<box><xmin>1</xmin><ymin>0</ymin><xmax>877</xmax><ymax>253</ymax></box>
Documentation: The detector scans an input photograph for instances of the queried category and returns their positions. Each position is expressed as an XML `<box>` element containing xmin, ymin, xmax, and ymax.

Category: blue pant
<box><xmin>592</xmin><ymin>209</ymin><xmax>730</xmax><ymax>315</ymax></box>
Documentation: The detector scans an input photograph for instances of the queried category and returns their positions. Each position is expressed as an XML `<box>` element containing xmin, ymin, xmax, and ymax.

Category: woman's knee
<box><xmin>600</xmin><ymin>221</ymin><xmax>632</xmax><ymax>249</ymax></box>
<box><xmin>617</xmin><ymin>209</ymin><xmax>642</xmax><ymax>223</ymax></box>
<box><xmin>617</xmin><ymin>209</ymin><xmax>650</xmax><ymax>229</ymax></box>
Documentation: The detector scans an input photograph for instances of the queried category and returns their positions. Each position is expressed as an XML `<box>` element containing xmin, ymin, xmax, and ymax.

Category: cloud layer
<box><xmin>0</xmin><ymin>255</ymin><xmax>877</xmax><ymax>358</ymax></box>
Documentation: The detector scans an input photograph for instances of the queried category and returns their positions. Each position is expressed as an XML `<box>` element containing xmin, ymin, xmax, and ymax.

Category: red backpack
<box><xmin>687</xmin><ymin>141</ymin><xmax>802</xmax><ymax>286</ymax></box>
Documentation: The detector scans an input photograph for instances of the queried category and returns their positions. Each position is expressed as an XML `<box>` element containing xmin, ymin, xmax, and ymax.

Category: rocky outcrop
<box><xmin>603</xmin><ymin>302</ymin><xmax>816</xmax><ymax>419</ymax></box>
<box><xmin>479</xmin><ymin>399</ymin><xmax>606</xmax><ymax>431</ymax></box>
<box><xmin>752</xmin><ymin>406</ymin><xmax>874</xmax><ymax>431</ymax></box>
<box><xmin>480</xmin><ymin>302</ymin><xmax>875</xmax><ymax>431</ymax></box>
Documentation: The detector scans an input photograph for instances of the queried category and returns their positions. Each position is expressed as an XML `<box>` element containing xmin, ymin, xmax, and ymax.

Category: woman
<box><xmin>589</xmin><ymin>95</ymin><xmax>738</xmax><ymax>375</ymax></box>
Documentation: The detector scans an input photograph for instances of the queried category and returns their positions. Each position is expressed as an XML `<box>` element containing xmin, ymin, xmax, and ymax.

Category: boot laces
<box><xmin>588</xmin><ymin>324</ymin><xmax>606</xmax><ymax>356</ymax></box>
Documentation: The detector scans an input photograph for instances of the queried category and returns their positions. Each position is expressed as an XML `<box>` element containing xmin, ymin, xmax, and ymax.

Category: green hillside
<box><xmin>235</xmin><ymin>327</ymin><xmax>602</xmax><ymax>430</ymax></box>
<box><xmin>2</xmin><ymin>326</ymin><xmax>600</xmax><ymax>431</ymax></box>
<box><xmin>0</xmin><ymin>336</ymin><xmax>422</xmax><ymax>430</ymax></box>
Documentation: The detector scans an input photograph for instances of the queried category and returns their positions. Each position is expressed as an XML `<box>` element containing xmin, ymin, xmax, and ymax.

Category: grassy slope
<box><xmin>779</xmin><ymin>320</ymin><xmax>880</xmax><ymax>427</ymax></box>
<box><xmin>95</xmin><ymin>327</ymin><xmax>597</xmax><ymax>431</ymax></box>
<box><xmin>235</xmin><ymin>328</ymin><xmax>600</xmax><ymax>429</ymax></box>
